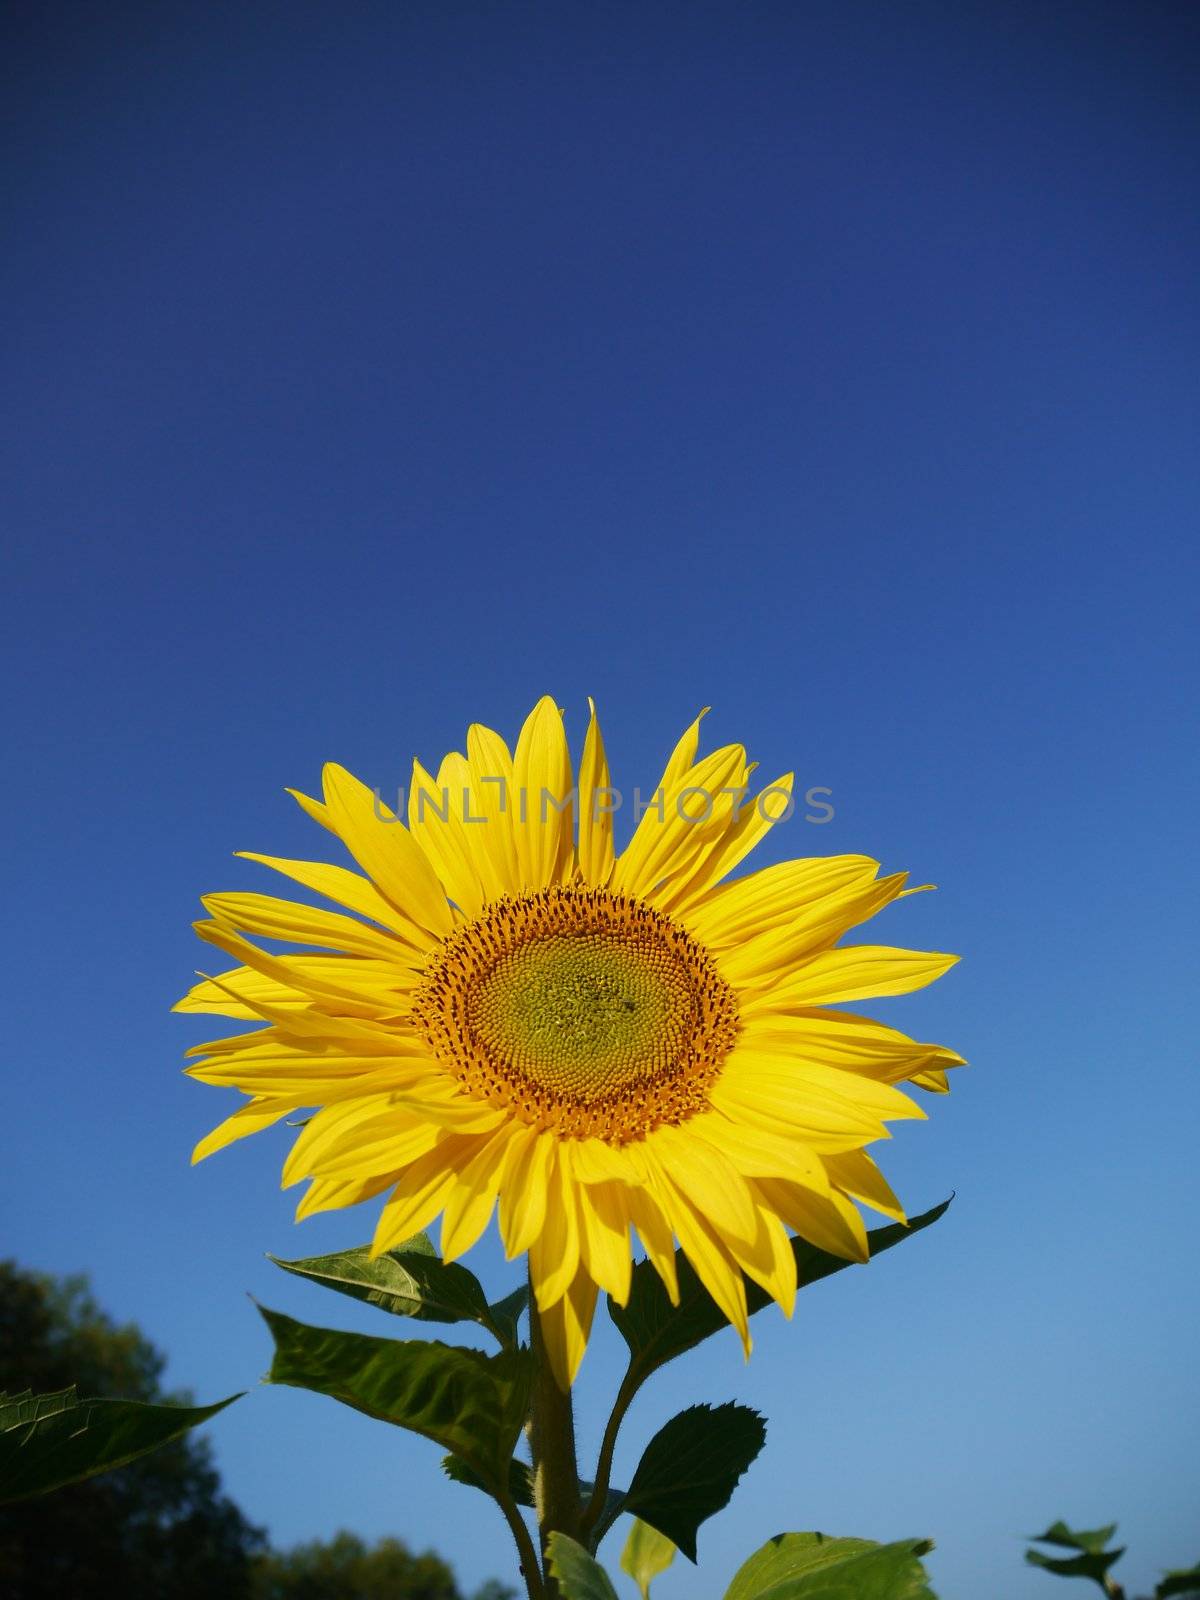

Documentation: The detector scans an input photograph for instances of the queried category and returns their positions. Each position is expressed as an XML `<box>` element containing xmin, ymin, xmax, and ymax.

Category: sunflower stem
<box><xmin>527</xmin><ymin>1272</ymin><xmax>582</xmax><ymax>1599</ymax></box>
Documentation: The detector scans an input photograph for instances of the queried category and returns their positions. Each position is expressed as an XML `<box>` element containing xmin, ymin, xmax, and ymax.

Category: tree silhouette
<box><xmin>0</xmin><ymin>1259</ymin><xmax>266</xmax><ymax>1599</ymax></box>
<box><xmin>0</xmin><ymin>1261</ymin><xmax>517</xmax><ymax>1600</ymax></box>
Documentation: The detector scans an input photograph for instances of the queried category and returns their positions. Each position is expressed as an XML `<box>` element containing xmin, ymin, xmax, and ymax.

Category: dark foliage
<box><xmin>0</xmin><ymin>1259</ymin><xmax>266</xmax><ymax>1600</ymax></box>
<box><xmin>250</xmin><ymin>1528</ymin><xmax>516</xmax><ymax>1600</ymax></box>
<box><xmin>0</xmin><ymin>1261</ymin><xmax>516</xmax><ymax>1600</ymax></box>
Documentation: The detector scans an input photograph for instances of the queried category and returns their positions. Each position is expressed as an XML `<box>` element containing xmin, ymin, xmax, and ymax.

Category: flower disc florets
<box><xmin>410</xmin><ymin>885</ymin><xmax>740</xmax><ymax>1141</ymax></box>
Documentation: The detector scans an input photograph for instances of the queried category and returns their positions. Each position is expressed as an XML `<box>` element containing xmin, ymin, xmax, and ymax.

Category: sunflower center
<box><xmin>410</xmin><ymin>886</ymin><xmax>739</xmax><ymax>1141</ymax></box>
<box><xmin>470</xmin><ymin>932</ymin><xmax>693</xmax><ymax>1095</ymax></box>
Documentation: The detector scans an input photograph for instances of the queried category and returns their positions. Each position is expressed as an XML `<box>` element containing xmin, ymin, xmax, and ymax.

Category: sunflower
<box><xmin>179</xmin><ymin>698</ymin><xmax>961</xmax><ymax>1386</ymax></box>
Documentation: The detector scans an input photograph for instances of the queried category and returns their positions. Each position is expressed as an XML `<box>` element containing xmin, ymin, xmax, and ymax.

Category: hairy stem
<box><xmin>579</xmin><ymin>1366</ymin><xmax>638</xmax><ymax>1540</ymax></box>
<box><xmin>496</xmin><ymin>1490</ymin><xmax>546</xmax><ymax>1600</ymax></box>
<box><xmin>527</xmin><ymin>1273</ymin><xmax>582</xmax><ymax>1597</ymax></box>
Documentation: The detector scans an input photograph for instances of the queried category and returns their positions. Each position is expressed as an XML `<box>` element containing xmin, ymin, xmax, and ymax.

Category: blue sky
<box><xmin>3</xmin><ymin>3</ymin><xmax>1197</xmax><ymax>1596</ymax></box>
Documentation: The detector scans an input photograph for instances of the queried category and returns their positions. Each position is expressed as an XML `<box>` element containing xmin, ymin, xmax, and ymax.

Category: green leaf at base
<box><xmin>268</xmin><ymin>1235</ymin><xmax>527</xmax><ymax>1346</ymax></box>
<box><xmin>258</xmin><ymin>1305</ymin><xmax>531</xmax><ymax>1496</ymax></box>
<box><xmin>610</xmin><ymin>1200</ymin><xmax>951</xmax><ymax>1388</ymax></box>
<box><xmin>546</xmin><ymin>1533</ymin><xmax>620</xmax><ymax>1600</ymax></box>
<box><xmin>608</xmin><ymin>1402</ymin><xmax>765</xmax><ymax>1561</ymax></box>
<box><xmin>1157</xmin><ymin>1559</ymin><xmax>1200</xmax><ymax>1599</ymax></box>
<box><xmin>0</xmin><ymin>1386</ymin><xmax>241</xmax><ymax>1504</ymax></box>
<box><xmin>1026</xmin><ymin>1522</ymin><xmax>1125</xmax><ymax>1589</ymax></box>
<box><xmin>1029</xmin><ymin>1522</ymin><xmax>1120</xmax><ymax>1556</ymax></box>
<box><xmin>621</xmin><ymin>1518</ymin><xmax>677</xmax><ymax>1599</ymax></box>
<box><xmin>723</xmin><ymin>1531</ymin><xmax>937</xmax><ymax>1600</ymax></box>
<box><xmin>441</xmin><ymin>1451</ymin><xmax>534</xmax><ymax>1507</ymax></box>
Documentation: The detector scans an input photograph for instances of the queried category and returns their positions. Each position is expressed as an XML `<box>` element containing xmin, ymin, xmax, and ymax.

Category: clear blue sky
<box><xmin>3</xmin><ymin>3</ymin><xmax>1197</xmax><ymax>1596</ymax></box>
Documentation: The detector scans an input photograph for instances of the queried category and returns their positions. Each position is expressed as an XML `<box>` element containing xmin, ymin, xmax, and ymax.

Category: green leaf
<box><xmin>608</xmin><ymin>1402</ymin><xmax>765</xmax><ymax>1561</ymax></box>
<box><xmin>610</xmin><ymin>1200</ymin><xmax>950</xmax><ymax>1388</ymax></box>
<box><xmin>1026</xmin><ymin>1522</ymin><xmax>1124</xmax><ymax>1589</ymax></box>
<box><xmin>441</xmin><ymin>1451</ymin><xmax>534</xmax><ymax>1507</ymax></box>
<box><xmin>722</xmin><ymin>1531</ymin><xmax>937</xmax><ymax>1600</ymax></box>
<box><xmin>1026</xmin><ymin>1549</ymin><xmax>1125</xmax><ymax>1586</ymax></box>
<box><xmin>487</xmin><ymin>1284</ymin><xmax>529</xmax><ymax>1345</ymax></box>
<box><xmin>268</xmin><ymin>1236</ymin><xmax>524</xmax><ymax>1346</ymax></box>
<box><xmin>1157</xmin><ymin>1560</ymin><xmax>1200</xmax><ymax>1599</ymax></box>
<box><xmin>258</xmin><ymin>1305</ymin><xmax>531</xmax><ymax>1495</ymax></box>
<box><xmin>1030</xmin><ymin>1522</ymin><xmax>1121</xmax><ymax>1556</ymax></box>
<box><xmin>0</xmin><ymin>1385</ymin><xmax>241</xmax><ymax>1504</ymax></box>
<box><xmin>621</xmin><ymin>1518</ymin><xmax>677</xmax><ymax>1598</ymax></box>
<box><xmin>545</xmin><ymin>1533</ymin><xmax>620</xmax><ymax>1600</ymax></box>
<box><xmin>0</xmin><ymin>1390</ymin><xmax>76</xmax><ymax>1429</ymax></box>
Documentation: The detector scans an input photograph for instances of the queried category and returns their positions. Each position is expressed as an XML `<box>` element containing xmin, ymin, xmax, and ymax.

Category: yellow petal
<box><xmin>687</xmin><ymin>1112</ymin><xmax>831</xmax><ymax>1193</ymax></box>
<box><xmin>653</xmin><ymin>1172</ymin><xmax>750</xmax><ymax>1351</ymax></box>
<box><xmin>611</xmin><ymin>741</ymin><xmax>747</xmax><ymax>901</ymax></box>
<box><xmin>722</xmin><ymin>1049</ymin><xmax>926</xmax><ymax>1126</ymax></box>
<box><xmin>535</xmin><ymin>1267</ymin><xmax>599</xmax><ymax>1389</ymax></box>
<box><xmin>175</xmin><ymin>965</ymin><xmax>306</xmax><ymax>1018</ymax></box>
<box><xmin>683</xmin><ymin>855</ymin><xmax>881</xmax><ymax>945</ymax></box>
<box><xmin>577</xmin><ymin>698</ymin><xmax>615</xmax><ymax>886</ymax></box>
<box><xmin>175</xmin><ymin>957</ymin><xmax>409</xmax><ymax>1019</ymax></box>
<box><xmin>657</xmin><ymin>772</ymin><xmax>795</xmax><ymax>913</ymax></box>
<box><xmin>185</xmin><ymin>1051</ymin><xmax>430</xmax><ymax>1094</ymax></box>
<box><xmin>281</xmin><ymin>1097</ymin><xmax>400</xmax><ymax>1186</ymax></box>
<box><xmin>235</xmin><ymin>852</ymin><xmax>425</xmax><ymax>943</ymax></box>
<box><xmin>463</xmin><ymin>723</ymin><xmax>522</xmax><ymax>897</ymax></box>
<box><xmin>911</xmin><ymin>1066</ymin><xmax>950</xmax><ymax>1092</ymax></box>
<box><xmin>440</xmin><ymin>1128</ymin><xmax>513</xmax><ymax>1262</ymax></box>
<box><xmin>185</xmin><ymin>966</ymin><xmax>397</xmax><ymax>1043</ymax></box>
<box><xmin>407</xmin><ymin>757</ymin><xmax>487</xmax><ymax>918</ymax></box>
<box><xmin>647</xmin><ymin>1123</ymin><xmax>759</xmax><ymax>1246</ymax></box>
<box><xmin>709</xmin><ymin>1068</ymin><xmax>890</xmax><ymax>1150</ymax></box>
<box><xmin>738</xmin><ymin>1008</ymin><xmax>965</xmax><ymax>1084</ymax></box>
<box><xmin>659</xmin><ymin>708</ymin><xmax>709</xmax><ymax>791</ymax></box>
<box><xmin>822</xmin><ymin>1150</ymin><xmax>907</xmax><ymax>1223</ymax></box>
<box><xmin>576</xmin><ymin>1180</ymin><xmax>632</xmax><ymax>1305</ymax></box>
<box><xmin>321</xmin><ymin>763</ymin><xmax>452</xmax><ymax>939</ymax></box>
<box><xmin>305</xmin><ymin>1115</ymin><xmax>443</xmax><ymax>1181</ymax></box>
<box><xmin>528</xmin><ymin>1146</ymin><xmax>581</xmax><ymax>1310</ymax></box>
<box><xmin>286</xmin><ymin>787</ymin><xmax>337</xmax><ymax>835</ymax></box>
<box><xmin>202</xmin><ymin>891</ymin><xmax>415</xmax><ymax>963</ymax></box>
<box><xmin>753</xmin><ymin>1176</ymin><xmax>869</xmax><ymax>1262</ymax></box>
<box><xmin>512</xmin><ymin>697</ymin><xmax>574</xmax><ymax>889</ymax></box>
<box><xmin>624</xmin><ymin>1181</ymin><xmax>680</xmax><ymax>1305</ymax></box>
<box><xmin>722</xmin><ymin>1203</ymin><xmax>797</xmax><ymax>1317</ymax></box>
<box><xmin>716</xmin><ymin>873</ymin><xmax>910</xmax><ymax>987</ymax></box>
<box><xmin>740</xmin><ymin>944</ymin><xmax>960</xmax><ymax>1011</ymax></box>
<box><xmin>387</xmin><ymin>1085</ymin><xmax>507</xmax><ymax>1133</ymax></box>
<box><xmin>295</xmin><ymin>1170</ymin><xmax>401</xmax><ymax>1220</ymax></box>
<box><xmin>191</xmin><ymin>1097</ymin><xmax>296</xmax><ymax>1163</ymax></box>
<box><xmin>370</xmin><ymin>1138</ymin><xmax>476</xmax><ymax>1254</ymax></box>
<box><xmin>498</xmin><ymin>1128</ymin><xmax>554</xmax><ymax>1258</ymax></box>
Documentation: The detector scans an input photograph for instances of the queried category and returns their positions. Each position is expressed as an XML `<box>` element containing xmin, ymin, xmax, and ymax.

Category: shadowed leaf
<box><xmin>1157</xmin><ymin>1560</ymin><xmax>1200</xmax><ymax>1599</ymax></box>
<box><xmin>258</xmin><ymin>1305</ymin><xmax>531</xmax><ymax>1495</ymax></box>
<box><xmin>604</xmin><ymin>1403</ymin><xmax>765</xmax><ymax>1561</ymax></box>
<box><xmin>1030</xmin><ymin>1522</ymin><xmax>1120</xmax><ymax>1556</ymax></box>
<box><xmin>1026</xmin><ymin>1522</ymin><xmax>1125</xmax><ymax>1589</ymax></box>
<box><xmin>268</xmin><ymin>1236</ymin><xmax>524</xmax><ymax>1346</ymax></box>
<box><xmin>0</xmin><ymin>1386</ymin><xmax>241</xmax><ymax>1504</ymax></box>
<box><xmin>610</xmin><ymin>1200</ymin><xmax>951</xmax><ymax>1388</ymax></box>
<box><xmin>487</xmin><ymin>1284</ymin><xmax>529</xmax><ymax>1345</ymax></box>
<box><xmin>441</xmin><ymin>1451</ymin><xmax>533</xmax><ymax>1506</ymax></box>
